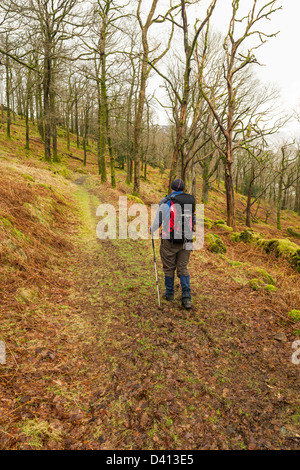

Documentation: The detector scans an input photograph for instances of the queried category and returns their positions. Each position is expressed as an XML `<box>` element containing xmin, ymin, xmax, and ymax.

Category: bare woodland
<box><xmin>0</xmin><ymin>0</ymin><xmax>299</xmax><ymax>229</ymax></box>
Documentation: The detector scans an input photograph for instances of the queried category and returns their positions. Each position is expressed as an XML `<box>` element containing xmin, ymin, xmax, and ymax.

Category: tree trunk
<box><xmin>25</xmin><ymin>74</ymin><xmax>30</xmax><ymax>150</ymax></box>
<box><xmin>100</xmin><ymin>34</ymin><xmax>115</xmax><ymax>188</ymax></box>
<box><xmin>30</xmin><ymin>88</ymin><xmax>35</xmax><ymax>124</ymax></box>
<box><xmin>202</xmin><ymin>162</ymin><xmax>209</xmax><ymax>204</ymax></box>
<box><xmin>277</xmin><ymin>174</ymin><xmax>283</xmax><ymax>230</ymax></box>
<box><xmin>133</xmin><ymin>56</ymin><xmax>147</xmax><ymax>195</ymax></box>
<box><xmin>5</xmin><ymin>41</ymin><xmax>11</xmax><ymax>139</ymax></box>
<box><xmin>133</xmin><ymin>0</ymin><xmax>159</xmax><ymax>195</ymax></box>
<box><xmin>96</xmin><ymin>76</ymin><xmax>102</xmax><ymax>177</ymax></box>
<box><xmin>50</xmin><ymin>85</ymin><xmax>58</xmax><ymax>162</ymax></box>
<box><xmin>295</xmin><ymin>153</ymin><xmax>300</xmax><ymax>214</ymax></box>
<box><xmin>224</xmin><ymin>147</ymin><xmax>236</xmax><ymax>230</ymax></box>
<box><xmin>66</xmin><ymin>103</ymin><xmax>70</xmax><ymax>151</ymax></box>
<box><xmin>83</xmin><ymin>105</ymin><xmax>89</xmax><ymax>166</ymax></box>
<box><xmin>36</xmin><ymin>84</ymin><xmax>44</xmax><ymax>140</ymax></box>
<box><xmin>99</xmin><ymin>81</ymin><xmax>107</xmax><ymax>183</ymax></box>
<box><xmin>126</xmin><ymin>57</ymin><xmax>135</xmax><ymax>184</ymax></box>
<box><xmin>43</xmin><ymin>43</ymin><xmax>52</xmax><ymax>162</ymax></box>
<box><xmin>75</xmin><ymin>95</ymin><xmax>79</xmax><ymax>149</ymax></box>
<box><xmin>143</xmin><ymin>102</ymin><xmax>150</xmax><ymax>181</ymax></box>
<box><xmin>246</xmin><ymin>161</ymin><xmax>255</xmax><ymax>227</ymax></box>
<box><xmin>169</xmin><ymin>102</ymin><xmax>187</xmax><ymax>190</ymax></box>
<box><xmin>192</xmin><ymin>172</ymin><xmax>197</xmax><ymax>199</ymax></box>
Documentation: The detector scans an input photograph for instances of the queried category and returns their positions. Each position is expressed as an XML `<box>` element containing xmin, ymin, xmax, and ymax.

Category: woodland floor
<box><xmin>1</xmin><ymin>174</ymin><xmax>300</xmax><ymax>450</ymax></box>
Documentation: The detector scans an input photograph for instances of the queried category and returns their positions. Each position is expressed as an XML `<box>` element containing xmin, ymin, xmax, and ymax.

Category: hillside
<box><xmin>0</xmin><ymin>115</ymin><xmax>299</xmax><ymax>450</ymax></box>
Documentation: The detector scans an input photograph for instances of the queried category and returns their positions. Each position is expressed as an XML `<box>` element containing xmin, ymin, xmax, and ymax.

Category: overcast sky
<box><xmin>210</xmin><ymin>0</ymin><xmax>300</xmax><ymax>135</ymax></box>
<box><xmin>153</xmin><ymin>0</ymin><xmax>300</xmax><ymax>138</ymax></box>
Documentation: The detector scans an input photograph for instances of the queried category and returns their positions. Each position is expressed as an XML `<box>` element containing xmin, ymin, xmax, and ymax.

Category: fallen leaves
<box><xmin>1</xmin><ymin>177</ymin><xmax>299</xmax><ymax>451</ymax></box>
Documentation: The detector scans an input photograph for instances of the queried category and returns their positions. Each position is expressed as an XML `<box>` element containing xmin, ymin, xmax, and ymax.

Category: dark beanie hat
<box><xmin>171</xmin><ymin>178</ymin><xmax>185</xmax><ymax>192</ymax></box>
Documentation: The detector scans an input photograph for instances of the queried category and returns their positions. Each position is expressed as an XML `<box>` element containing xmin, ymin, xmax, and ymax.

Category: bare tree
<box><xmin>132</xmin><ymin>0</ymin><xmax>176</xmax><ymax>195</ymax></box>
<box><xmin>276</xmin><ymin>142</ymin><xmax>299</xmax><ymax>229</ymax></box>
<box><xmin>199</xmin><ymin>0</ymin><xmax>281</xmax><ymax>229</ymax></box>
<box><xmin>3</xmin><ymin>0</ymin><xmax>80</xmax><ymax>161</ymax></box>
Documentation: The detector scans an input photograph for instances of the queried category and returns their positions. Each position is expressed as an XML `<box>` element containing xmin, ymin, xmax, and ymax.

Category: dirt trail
<box><xmin>63</xmin><ymin>179</ymin><xmax>299</xmax><ymax>450</ymax></box>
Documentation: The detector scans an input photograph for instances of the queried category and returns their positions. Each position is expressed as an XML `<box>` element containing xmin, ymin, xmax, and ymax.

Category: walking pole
<box><xmin>151</xmin><ymin>232</ymin><xmax>161</xmax><ymax>308</ymax></box>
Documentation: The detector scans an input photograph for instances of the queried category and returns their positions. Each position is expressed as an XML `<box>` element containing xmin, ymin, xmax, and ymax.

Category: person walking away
<box><xmin>149</xmin><ymin>178</ymin><xmax>196</xmax><ymax>309</ymax></box>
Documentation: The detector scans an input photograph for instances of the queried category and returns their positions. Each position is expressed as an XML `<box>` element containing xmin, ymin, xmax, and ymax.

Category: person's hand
<box><xmin>193</xmin><ymin>225</ymin><xmax>196</xmax><ymax>232</ymax></box>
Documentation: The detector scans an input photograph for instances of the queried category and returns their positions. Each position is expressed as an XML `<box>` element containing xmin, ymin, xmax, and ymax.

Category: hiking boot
<box><xmin>180</xmin><ymin>275</ymin><xmax>192</xmax><ymax>309</ymax></box>
<box><xmin>164</xmin><ymin>276</ymin><xmax>174</xmax><ymax>301</ymax></box>
<box><xmin>163</xmin><ymin>292</ymin><xmax>174</xmax><ymax>301</ymax></box>
<box><xmin>182</xmin><ymin>296</ymin><xmax>192</xmax><ymax>309</ymax></box>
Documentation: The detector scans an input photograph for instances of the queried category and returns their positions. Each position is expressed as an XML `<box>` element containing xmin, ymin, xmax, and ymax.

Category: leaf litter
<box><xmin>0</xmin><ymin>175</ymin><xmax>299</xmax><ymax>450</ymax></box>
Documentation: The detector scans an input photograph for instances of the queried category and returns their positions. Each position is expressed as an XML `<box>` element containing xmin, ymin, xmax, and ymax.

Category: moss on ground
<box><xmin>249</xmin><ymin>277</ymin><xmax>277</xmax><ymax>293</ymax></box>
<box><xmin>257</xmin><ymin>238</ymin><xmax>300</xmax><ymax>273</ymax></box>
<box><xmin>206</xmin><ymin>233</ymin><xmax>227</xmax><ymax>254</ymax></box>
<box><xmin>231</xmin><ymin>232</ymin><xmax>241</xmax><ymax>242</ymax></box>
<box><xmin>254</xmin><ymin>268</ymin><xmax>276</xmax><ymax>286</ymax></box>
<box><xmin>204</xmin><ymin>217</ymin><xmax>213</xmax><ymax>229</ymax></box>
<box><xmin>52</xmin><ymin>166</ymin><xmax>73</xmax><ymax>180</ymax></box>
<box><xmin>214</xmin><ymin>221</ymin><xmax>233</xmax><ymax>232</ymax></box>
<box><xmin>287</xmin><ymin>227</ymin><xmax>300</xmax><ymax>238</ymax></box>
<box><xmin>288</xmin><ymin>310</ymin><xmax>300</xmax><ymax>322</ymax></box>
<box><xmin>214</xmin><ymin>219</ymin><xmax>226</xmax><ymax>225</ymax></box>
<box><xmin>264</xmin><ymin>284</ymin><xmax>278</xmax><ymax>293</ymax></box>
<box><xmin>227</xmin><ymin>259</ymin><xmax>244</xmax><ymax>267</ymax></box>
<box><xmin>126</xmin><ymin>194</ymin><xmax>145</xmax><ymax>205</ymax></box>
<box><xmin>21</xmin><ymin>173</ymin><xmax>35</xmax><ymax>182</ymax></box>
<box><xmin>239</xmin><ymin>230</ymin><xmax>262</xmax><ymax>243</ymax></box>
<box><xmin>249</xmin><ymin>278</ymin><xmax>264</xmax><ymax>291</ymax></box>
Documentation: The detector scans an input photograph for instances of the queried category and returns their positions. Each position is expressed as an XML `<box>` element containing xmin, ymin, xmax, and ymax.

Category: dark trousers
<box><xmin>160</xmin><ymin>239</ymin><xmax>191</xmax><ymax>278</ymax></box>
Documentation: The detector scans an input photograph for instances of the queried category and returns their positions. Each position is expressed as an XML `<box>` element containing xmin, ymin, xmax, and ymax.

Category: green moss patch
<box><xmin>231</xmin><ymin>230</ymin><xmax>261</xmax><ymax>243</ymax></box>
<box><xmin>206</xmin><ymin>233</ymin><xmax>227</xmax><ymax>254</ymax></box>
<box><xmin>257</xmin><ymin>238</ymin><xmax>300</xmax><ymax>273</ymax></box>
<box><xmin>214</xmin><ymin>222</ymin><xmax>233</xmax><ymax>232</ymax></box>
<box><xmin>75</xmin><ymin>168</ymin><xmax>88</xmax><ymax>175</ymax></box>
<box><xmin>288</xmin><ymin>310</ymin><xmax>300</xmax><ymax>322</ymax></box>
<box><xmin>204</xmin><ymin>217</ymin><xmax>213</xmax><ymax>229</ymax></box>
<box><xmin>249</xmin><ymin>278</ymin><xmax>264</xmax><ymax>291</ymax></box>
<box><xmin>249</xmin><ymin>267</ymin><xmax>277</xmax><ymax>292</ymax></box>
<box><xmin>227</xmin><ymin>260</ymin><xmax>244</xmax><ymax>267</ymax></box>
<box><xmin>287</xmin><ymin>227</ymin><xmax>300</xmax><ymax>238</ymax></box>
<box><xmin>249</xmin><ymin>279</ymin><xmax>277</xmax><ymax>293</ymax></box>
<box><xmin>126</xmin><ymin>194</ymin><xmax>144</xmax><ymax>205</ymax></box>
<box><xmin>264</xmin><ymin>284</ymin><xmax>278</xmax><ymax>293</ymax></box>
<box><xmin>21</xmin><ymin>173</ymin><xmax>35</xmax><ymax>182</ymax></box>
<box><xmin>214</xmin><ymin>219</ymin><xmax>226</xmax><ymax>225</ymax></box>
<box><xmin>240</xmin><ymin>230</ymin><xmax>261</xmax><ymax>243</ymax></box>
<box><xmin>52</xmin><ymin>166</ymin><xmax>72</xmax><ymax>180</ymax></box>
<box><xmin>254</xmin><ymin>268</ymin><xmax>276</xmax><ymax>286</ymax></box>
<box><xmin>231</xmin><ymin>232</ymin><xmax>241</xmax><ymax>242</ymax></box>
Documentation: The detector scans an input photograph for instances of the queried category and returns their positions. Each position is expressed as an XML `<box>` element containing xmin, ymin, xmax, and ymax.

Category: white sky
<box><xmin>152</xmin><ymin>0</ymin><xmax>300</xmax><ymax>138</ymax></box>
<box><xmin>209</xmin><ymin>0</ymin><xmax>300</xmax><ymax>136</ymax></box>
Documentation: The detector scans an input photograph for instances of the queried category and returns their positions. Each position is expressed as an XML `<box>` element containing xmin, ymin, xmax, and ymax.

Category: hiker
<box><xmin>149</xmin><ymin>178</ymin><xmax>196</xmax><ymax>309</ymax></box>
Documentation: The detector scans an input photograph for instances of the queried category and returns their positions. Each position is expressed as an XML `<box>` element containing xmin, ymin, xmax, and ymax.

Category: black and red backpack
<box><xmin>166</xmin><ymin>193</ymin><xmax>195</xmax><ymax>244</ymax></box>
